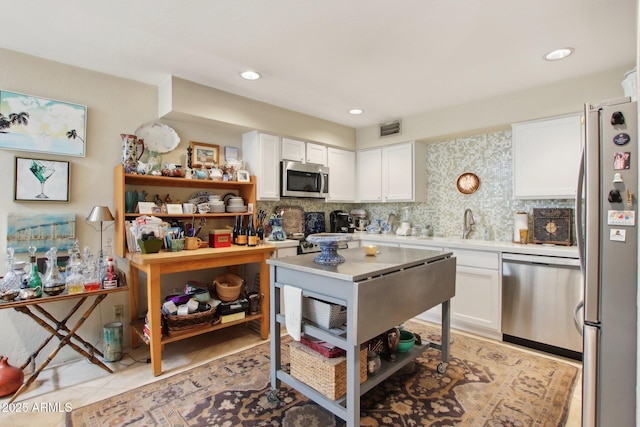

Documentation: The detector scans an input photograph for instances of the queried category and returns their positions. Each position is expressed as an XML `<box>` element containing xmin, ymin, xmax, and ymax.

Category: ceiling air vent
<box><xmin>379</xmin><ymin>120</ymin><xmax>401</xmax><ymax>138</ymax></box>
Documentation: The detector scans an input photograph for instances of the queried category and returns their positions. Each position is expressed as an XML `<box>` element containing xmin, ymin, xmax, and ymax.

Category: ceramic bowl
<box><xmin>397</xmin><ymin>330</ymin><xmax>415</xmax><ymax>353</ymax></box>
<box><xmin>363</xmin><ymin>245</ymin><xmax>378</xmax><ymax>256</ymax></box>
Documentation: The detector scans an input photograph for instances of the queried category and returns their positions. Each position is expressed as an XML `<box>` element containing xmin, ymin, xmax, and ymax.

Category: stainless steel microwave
<box><xmin>280</xmin><ymin>160</ymin><xmax>329</xmax><ymax>199</ymax></box>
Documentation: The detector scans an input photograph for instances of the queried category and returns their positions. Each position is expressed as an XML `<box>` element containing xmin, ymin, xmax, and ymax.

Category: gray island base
<box><xmin>267</xmin><ymin>246</ymin><xmax>456</xmax><ymax>426</ymax></box>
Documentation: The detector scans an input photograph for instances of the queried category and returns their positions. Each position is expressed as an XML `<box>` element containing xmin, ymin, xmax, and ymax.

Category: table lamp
<box><xmin>86</xmin><ymin>206</ymin><xmax>115</xmax><ymax>270</ymax></box>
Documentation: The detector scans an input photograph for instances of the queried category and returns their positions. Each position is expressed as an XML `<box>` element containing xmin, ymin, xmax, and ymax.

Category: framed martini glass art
<box><xmin>14</xmin><ymin>157</ymin><xmax>70</xmax><ymax>202</ymax></box>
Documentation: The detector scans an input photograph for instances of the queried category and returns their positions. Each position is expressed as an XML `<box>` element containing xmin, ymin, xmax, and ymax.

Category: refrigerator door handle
<box><xmin>573</xmin><ymin>300</ymin><xmax>584</xmax><ymax>335</ymax></box>
<box><xmin>575</xmin><ymin>146</ymin><xmax>585</xmax><ymax>273</ymax></box>
<box><xmin>582</xmin><ymin>325</ymin><xmax>599</xmax><ymax>427</ymax></box>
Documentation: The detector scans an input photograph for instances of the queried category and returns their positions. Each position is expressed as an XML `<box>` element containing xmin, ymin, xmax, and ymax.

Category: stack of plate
<box><xmin>227</xmin><ymin>197</ymin><xmax>247</xmax><ymax>213</ymax></box>
<box><xmin>209</xmin><ymin>201</ymin><xmax>225</xmax><ymax>213</ymax></box>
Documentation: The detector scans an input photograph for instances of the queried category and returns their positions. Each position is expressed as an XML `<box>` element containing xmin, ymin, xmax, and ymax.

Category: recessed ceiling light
<box><xmin>349</xmin><ymin>108</ymin><xmax>364</xmax><ymax>115</ymax></box>
<box><xmin>544</xmin><ymin>48</ymin><xmax>574</xmax><ymax>61</ymax></box>
<box><xmin>240</xmin><ymin>70</ymin><xmax>262</xmax><ymax>80</ymax></box>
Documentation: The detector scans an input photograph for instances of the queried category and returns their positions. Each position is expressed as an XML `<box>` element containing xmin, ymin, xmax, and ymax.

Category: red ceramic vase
<box><xmin>0</xmin><ymin>356</ymin><xmax>24</xmax><ymax>397</ymax></box>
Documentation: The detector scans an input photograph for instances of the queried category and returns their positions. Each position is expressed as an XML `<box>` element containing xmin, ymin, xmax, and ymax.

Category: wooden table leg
<box><xmin>10</xmin><ymin>294</ymin><xmax>110</xmax><ymax>403</ymax></box>
<box><xmin>145</xmin><ymin>264</ymin><xmax>163</xmax><ymax>376</ymax></box>
<box><xmin>259</xmin><ymin>256</ymin><xmax>270</xmax><ymax>339</ymax></box>
<box><xmin>32</xmin><ymin>304</ymin><xmax>105</xmax><ymax>357</ymax></box>
<box><xmin>129</xmin><ymin>263</ymin><xmax>140</xmax><ymax>348</ymax></box>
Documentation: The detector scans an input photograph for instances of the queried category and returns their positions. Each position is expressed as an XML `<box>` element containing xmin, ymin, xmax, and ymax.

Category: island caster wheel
<box><xmin>437</xmin><ymin>362</ymin><xmax>448</xmax><ymax>374</ymax></box>
<box><xmin>267</xmin><ymin>389</ymin><xmax>280</xmax><ymax>403</ymax></box>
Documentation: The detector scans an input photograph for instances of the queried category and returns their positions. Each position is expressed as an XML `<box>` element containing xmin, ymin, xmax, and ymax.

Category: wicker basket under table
<box><xmin>289</xmin><ymin>340</ymin><xmax>367</xmax><ymax>400</ymax></box>
<box><xmin>163</xmin><ymin>306</ymin><xmax>217</xmax><ymax>335</ymax></box>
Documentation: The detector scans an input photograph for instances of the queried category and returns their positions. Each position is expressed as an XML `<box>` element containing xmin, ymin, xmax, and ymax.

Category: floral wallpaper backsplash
<box><xmin>257</xmin><ymin>130</ymin><xmax>575</xmax><ymax>243</ymax></box>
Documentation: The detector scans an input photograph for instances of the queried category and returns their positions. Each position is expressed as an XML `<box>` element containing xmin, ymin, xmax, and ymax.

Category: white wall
<box><xmin>0</xmin><ymin>47</ymin><xmax>157</xmax><ymax>364</ymax></box>
<box><xmin>356</xmin><ymin>65</ymin><xmax>633</xmax><ymax>148</ymax></box>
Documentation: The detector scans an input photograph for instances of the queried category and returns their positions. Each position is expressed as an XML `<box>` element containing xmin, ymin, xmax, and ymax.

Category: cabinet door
<box><xmin>451</xmin><ymin>266</ymin><xmax>500</xmax><ymax>331</ymax></box>
<box><xmin>356</xmin><ymin>149</ymin><xmax>382</xmax><ymax>201</ymax></box>
<box><xmin>382</xmin><ymin>143</ymin><xmax>414</xmax><ymax>201</ymax></box>
<box><xmin>306</xmin><ymin>142</ymin><xmax>327</xmax><ymax>165</ymax></box>
<box><xmin>258</xmin><ymin>133</ymin><xmax>280</xmax><ymax>200</ymax></box>
<box><xmin>327</xmin><ymin>148</ymin><xmax>356</xmax><ymax>201</ymax></box>
<box><xmin>512</xmin><ymin>113</ymin><xmax>582</xmax><ymax>199</ymax></box>
<box><xmin>281</xmin><ymin>138</ymin><xmax>305</xmax><ymax>162</ymax></box>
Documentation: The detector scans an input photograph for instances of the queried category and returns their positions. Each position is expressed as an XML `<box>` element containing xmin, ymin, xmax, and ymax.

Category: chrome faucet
<box><xmin>462</xmin><ymin>209</ymin><xmax>475</xmax><ymax>239</ymax></box>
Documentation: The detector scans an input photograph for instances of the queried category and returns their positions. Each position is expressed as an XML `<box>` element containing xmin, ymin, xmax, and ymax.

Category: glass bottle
<box><xmin>43</xmin><ymin>247</ymin><xmax>65</xmax><ymax>296</ymax></box>
<box><xmin>65</xmin><ymin>250</ymin><xmax>84</xmax><ymax>295</ymax></box>
<box><xmin>27</xmin><ymin>246</ymin><xmax>42</xmax><ymax>297</ymax></box>
<box><xmin>82</xmin><ymin>250</ymin><xmax>100</xmax><ymax>291</ymax></box>
<box><xmin>236</xmin><ymin>216</ymin><xmax>247</xmax><ymax>245</ymax></box>
<box><xmin>232</xmin><ymin>216</ymin><xmax>239</xmax><ymax>245</ymax></box>
<box><xmin>102</xmin><ymin>257</ymin><xmax>119</xmax><ymax>289</ymax></box>
<box><xmin>247</xmin><ymin>215</ymin><xmax>258</xmax><ymax>247</ymax></box>
<box><xmin>0</xmin><ymin>248</ymin><xmax>21</xmax><ymax>296</ymax></box>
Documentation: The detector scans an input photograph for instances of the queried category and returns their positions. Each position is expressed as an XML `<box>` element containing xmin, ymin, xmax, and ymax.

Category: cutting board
<box><xmin>532</xmin><ymin>208</ymin><xmax>572</xmax><ymax>246</ymax></box>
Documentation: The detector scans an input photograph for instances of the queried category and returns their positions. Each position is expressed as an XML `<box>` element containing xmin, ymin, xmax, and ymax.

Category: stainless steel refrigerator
<box><xmin>577</xmin><ymin>97</ymin><xmax>637</xmax><ymax>427</ymax></box>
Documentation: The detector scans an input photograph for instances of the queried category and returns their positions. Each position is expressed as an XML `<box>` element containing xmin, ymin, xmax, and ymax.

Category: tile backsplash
<box><xmin>257</xmin><ymin>130</ymin><xmax>575</xmax><ymax>243</ymax></box>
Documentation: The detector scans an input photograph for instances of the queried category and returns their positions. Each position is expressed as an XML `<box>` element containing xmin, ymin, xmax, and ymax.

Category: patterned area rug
<box><xmin>67</xmin><ymin>321</ymin><xmax>578</xmax><ymax>426</ymax></box>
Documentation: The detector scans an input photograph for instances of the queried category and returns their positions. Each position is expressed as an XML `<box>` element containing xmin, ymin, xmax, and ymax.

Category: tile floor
<box><xmin>0</xmin><ymin>320</ymin><xmax>582</xmax><ymax>426</ymax></box>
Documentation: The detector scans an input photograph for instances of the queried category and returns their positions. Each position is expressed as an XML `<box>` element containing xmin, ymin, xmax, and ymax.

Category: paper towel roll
<box><xmin>513</xmin><ymin>212</ymin><xmax>528</xmax><ymax>243</ymax></box>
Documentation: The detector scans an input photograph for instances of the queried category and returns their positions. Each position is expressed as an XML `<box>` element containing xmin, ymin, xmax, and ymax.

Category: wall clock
<box><xmin>456</xmin><ymin>172</ymin><xmax>480</xmax><ymax>194</ymax></box>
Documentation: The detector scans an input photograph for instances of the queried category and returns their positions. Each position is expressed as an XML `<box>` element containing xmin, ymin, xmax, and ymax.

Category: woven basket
<box><xmin>289</xmin><ymin>341</ymin><xmax>367</xmax><ymax>400</ymax></box>
<box><xmin>163</xmin><ymin>304</ymin><xmax>217</xmax><ymax>332</ymax></box>
<box><xmin>214</xmin><ymin>273</ymin><xmax>244</xmax><ymax>302</ymax></box>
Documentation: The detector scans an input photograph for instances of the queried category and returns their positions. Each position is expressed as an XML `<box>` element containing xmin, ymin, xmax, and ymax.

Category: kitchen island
<box><xmin>268</xmin><ymin>246</ymin><xmax>456</xmax><ymax>426</ymax></box>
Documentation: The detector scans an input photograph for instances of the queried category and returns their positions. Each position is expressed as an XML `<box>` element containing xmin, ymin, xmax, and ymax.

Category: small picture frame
<box><xmin>137</xmin><ymin>202</ymin><xmax>156</xmax><ymax>214</ymax></box>
<box><xmin>224</xmin><ymin>146</ymin><xmax>238</xmax><ymax>161</ymax></box>
<box><xmin>14</xmin><ymin>156</ymin><xmax>70</xmax><ymax>202</ymax></box>
<box><xmin>166</xmin><ymin>204</ymin><xmax>183</xmax><ymax>214</ymax></box>
<box><xmin>190</xmin><ymin>141</ymin><xmax>219</xmax><ymax>168</ymax></box>
<box><xmin>237</xmin><ymin>169</ymin><xmax>250</xmax><ymax>182</ymax></box>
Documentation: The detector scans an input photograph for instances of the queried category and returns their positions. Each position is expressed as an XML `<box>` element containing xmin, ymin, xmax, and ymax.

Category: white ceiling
<box><xmin>0</xmin><ymin>0</ymin><xmax>636</xmax><ymax>129</ymax></box>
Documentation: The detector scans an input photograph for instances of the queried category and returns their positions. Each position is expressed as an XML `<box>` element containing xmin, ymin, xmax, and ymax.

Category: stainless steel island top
<box><xmin>266</xmin><ymin>246</ymin><xmax>453</xmax><ymax>282</ymax></box>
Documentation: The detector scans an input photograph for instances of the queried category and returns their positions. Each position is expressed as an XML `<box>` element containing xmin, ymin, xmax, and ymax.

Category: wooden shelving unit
<box><xmin>113</xmin><ymin>164</ymin><xmax>275</xmax><ymax>376</ymax></box>
<box><xmin>113</xmin><ymin>164</ymin><xmax>257</xmax><ymax>257</ymax></box>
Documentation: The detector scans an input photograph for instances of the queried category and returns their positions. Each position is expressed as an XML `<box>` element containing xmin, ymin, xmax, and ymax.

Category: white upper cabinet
<box><xmin>281</xmin><ymin>137</ymin><xmax>305</xmax><ymax>163</ymax></box>
<box><xmin>282</xmin><ymin>138</ymin><xmax>327</xmax><ymax>166</ymax></box>
<box><xmin>327</xmin><ymin>147</ymin><xmax>356</xmax><ymax>202</ymax></box>
<box><xmin>242</xmin><ymin>131</ymin><xmax>280</xmax><ymax>200</ymax></box>
<box><xmin>512</xmin><ymin>113</ymin><xmax>582</xmax><ymax>199</ymax></box>
<box><xmin>356</xmin><ymin>141</ymin><xmax>426</xmax><ymax>202</ymax></box>
<box><xmin>306</xmin><ymin>142</ymin><xmax>327</xmax><ymax>166</ymax></box>
<box><xmin>356</xmin><ymin>148</ymin><xmax>382</xmax><ymax>201</ymax></box>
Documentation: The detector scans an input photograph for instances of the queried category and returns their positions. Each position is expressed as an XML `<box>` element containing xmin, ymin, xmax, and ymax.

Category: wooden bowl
<box><xmin>214</xmin><ymin>273</ymin><xmax>244</xmax><ymax>302</ymax></box>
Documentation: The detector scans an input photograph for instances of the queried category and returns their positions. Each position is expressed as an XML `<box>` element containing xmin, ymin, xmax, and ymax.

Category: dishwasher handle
<box><xmin>502</xmin><ymin>253</ymin><xmax>581</xmax><ymax>267</ymax></box>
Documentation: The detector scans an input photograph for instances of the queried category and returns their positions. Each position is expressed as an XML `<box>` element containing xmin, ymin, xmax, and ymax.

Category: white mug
<box><xmin>182</xmin><ymin>203</ymin><xmax>195</xmax><ymax>214</ymax></box>
<box><xmin>197</xmin><ymin>203</ymin><xmax>210</xmax><ymax>214</ymax></box>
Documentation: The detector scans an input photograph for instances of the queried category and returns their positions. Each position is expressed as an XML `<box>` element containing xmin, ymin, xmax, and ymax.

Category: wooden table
<box><xmin>127</xmin><ymin>244</ymin><xmax>276</xmax><ymax>376</ymax></box>
<box><xmin>0</xmin><ymin>286</ymin><xmax>129</xmax><ymax>403</ymax></box>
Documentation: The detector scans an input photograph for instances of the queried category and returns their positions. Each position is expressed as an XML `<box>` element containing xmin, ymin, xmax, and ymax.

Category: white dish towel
<box><xmin>283</xmin><ymin>285</ymin><xmax>302</xmax><ymax>341</ymax></box>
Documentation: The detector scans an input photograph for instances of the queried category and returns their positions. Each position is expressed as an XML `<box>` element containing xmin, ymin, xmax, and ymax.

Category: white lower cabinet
<box><xmin>451</xmin><ymin>265</ymin><xmax>500</xmax><ymax>333</ymax></box>
<box><xmin>412</xmin><ymin>246</ymin><xmax>502</xmax><ymax>339</ymax></box>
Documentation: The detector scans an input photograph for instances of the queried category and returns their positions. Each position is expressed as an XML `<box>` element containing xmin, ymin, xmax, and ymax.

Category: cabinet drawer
<box><xmin>446</xmin><ymin>248</ymin><xmax>499</xmax><ymax>269</ymax></box>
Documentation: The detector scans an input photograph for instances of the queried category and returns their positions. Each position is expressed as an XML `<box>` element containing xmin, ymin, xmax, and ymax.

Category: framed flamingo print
<box><xmin>0</xmin><ymin>90</ymin><xmax>87</xmax><ymax>157</ymax></box>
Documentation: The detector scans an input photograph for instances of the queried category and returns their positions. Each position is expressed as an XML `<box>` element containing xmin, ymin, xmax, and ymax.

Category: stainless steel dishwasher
<box><xmin>502</xmin><ymin>253</ymin><xmax>582</xmax><ymax>358</ymax></box>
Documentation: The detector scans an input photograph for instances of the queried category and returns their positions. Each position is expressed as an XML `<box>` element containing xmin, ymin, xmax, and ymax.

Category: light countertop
<box><xmin>352</xmin><ymin>231</ymin><xmax>579</xmax><ymax>258</ymax></box>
